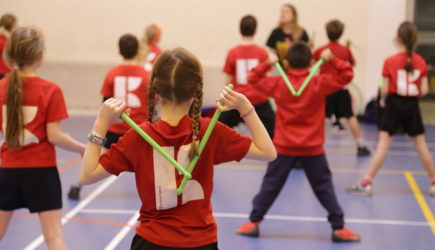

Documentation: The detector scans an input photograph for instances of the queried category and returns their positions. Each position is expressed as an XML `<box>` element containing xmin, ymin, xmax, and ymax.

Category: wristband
<box><xmin>240</xmin><ymin>107</ymin><xmax>255</xmax><ymax>118</ymax></box>
<box><xmin>87</xmin><ymin>132</ymin><xmax>106</xmax><ymax>146</ymax></box>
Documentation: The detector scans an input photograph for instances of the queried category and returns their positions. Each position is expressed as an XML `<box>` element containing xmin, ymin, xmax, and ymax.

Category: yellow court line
<box><xmin>404</xmin><ymin>171</ymin><xmax>435</xmax><ymax>235</ymax></box>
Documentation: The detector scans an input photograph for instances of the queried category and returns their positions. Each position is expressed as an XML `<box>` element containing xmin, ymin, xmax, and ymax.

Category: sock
<box><xmin>361</xmin><ymin>176</ymin><xmax>372</xmax><ymax>186</ymax></box>
<box><xmin>356</xmin><ymin>138</ymin><xmax>365</xmax><ymax>147</ymax></box>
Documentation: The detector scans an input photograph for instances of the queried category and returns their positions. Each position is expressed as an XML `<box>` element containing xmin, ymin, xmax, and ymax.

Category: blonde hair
<box><xmin>278</xmin><ymin>4</ymin><xmax>303</xmax><ymax>42</ymax></box>
<box><xmin>4</xmin><ymin>27</ymin><xmax>44</xmax><ymax>150</ymax></box>
<box><xmin>138</xmin><ymin>24</ymin><xmax>161</xmax><ymax>65</ymax></box>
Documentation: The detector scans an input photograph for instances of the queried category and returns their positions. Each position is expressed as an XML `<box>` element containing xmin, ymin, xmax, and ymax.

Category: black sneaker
<box><xmin>68</xmin><ymin>185</ymin><xmax>82</xmax><ymax>200</ymax></box>
<box><xmin>357</xmin><ymin>146</ymin><xmax>371</xmax><ymax>156</ymax></box>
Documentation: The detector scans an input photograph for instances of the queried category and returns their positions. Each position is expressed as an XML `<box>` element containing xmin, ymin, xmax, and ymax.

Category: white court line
<box><xmin>104</xmin><ymin>212</ymin><xmax>139</xmax><ymax>250</ymax></box>
<box><xmin>23</xmin><ymin>175</ymin><xmax>118</xmax><ymax>250</ymax></box>
<box><xmin>77</xmin><ymin>209</ymin><xmax>435</xmax><ymax>228</ymax></box>
<box><xmin>81</xmin><ymin>208</ymin><xmax>138</xmax><ymax>215</ymax></box>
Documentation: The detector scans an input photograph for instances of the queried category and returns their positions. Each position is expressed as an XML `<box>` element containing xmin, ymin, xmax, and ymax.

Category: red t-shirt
<box><xmin>101</xmin><ymin>65</ymin><xmax>150</xmax><ymax>134</ymax></box>
<box><xmin>313</xmin><ymin>41</ymin><xmax>355</xmax><ymax>75</ymax></box>
<box><xmin>100</xmin><ymin>115</ymin><xmax>251</xmax><ymax>248</ymax></box>
<box><xmin>223</xmin><ymin>44</ymin><xmax>269</xmax><ymax>105</ymax></box>
<box><xmin>144</xmin><ymin>45</ymin><xmax>162</xmax><ymax>72</ymax></box>
<box><xmin>248</xmin><ymin>58</ymin><xmax>353</xmax><ymax>156</ymax></box>
<box><xmin>382</xmin><ymin>52</ymin><xmax>428</xmax><ymax>97</ymax></box>
<box><xmin>0</xmin><ymin>36</ymin><xmax>10</xmax><ymax>75</ymax></box>
<box><xmin>0</xmin><ymin>77</ymin><xmax>69</xmax><ymax>167</ymax></box>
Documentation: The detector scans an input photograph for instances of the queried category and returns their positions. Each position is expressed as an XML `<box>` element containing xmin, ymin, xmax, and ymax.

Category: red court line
<box><xmin>13</xmin><ymin>213</ymin><xmax>135</xmax><ymax>228</ymax></box>
<box><xmin>58</xmin><ymin>156</ymin><xmax>81</xmax><ymax>174</ymax></box>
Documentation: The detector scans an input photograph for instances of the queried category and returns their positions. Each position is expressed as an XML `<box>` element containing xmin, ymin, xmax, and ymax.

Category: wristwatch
<box><xmin>87</xmin><ymin>132</ymin><xmax>106</xmax><ymax>146</ymax></box>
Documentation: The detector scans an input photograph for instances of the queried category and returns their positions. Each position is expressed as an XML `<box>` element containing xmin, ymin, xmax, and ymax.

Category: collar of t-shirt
<box><xmin>149</xmin><ymin>115</ymin><xmax>193</xmax><ymax>144</ymax></box>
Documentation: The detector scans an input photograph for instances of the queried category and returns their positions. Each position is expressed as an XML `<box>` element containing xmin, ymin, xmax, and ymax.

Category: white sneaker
<box><xmin>429</xmin><ymin>184</ymin><xmax>435</xmax><ymax>196</ymax></box>
<box><xmin>346</xmin><ymin>183</ymin><xmax>373</xmax><ymax>195</ymax></box>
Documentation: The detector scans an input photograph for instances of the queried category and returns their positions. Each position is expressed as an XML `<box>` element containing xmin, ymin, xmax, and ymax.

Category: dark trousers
<box><xmin>131</xmin><ymin>235</ymin><xmax>218</xmax><ymax>250</ymax></box>
<box><xmin>219</xmin><ymin>100</ymin><xmax>275</xmax><ymax>139</ymax></box>
<box><xmin>249</xmin><ymin>154</ymin><xmax>345</xmax><ymax>230</ymax></box>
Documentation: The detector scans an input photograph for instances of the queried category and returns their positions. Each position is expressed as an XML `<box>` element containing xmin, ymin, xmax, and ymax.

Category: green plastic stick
<box><xmin>275</xmin><ymin>62</ymin><xmax>297</xmax><ymax>95</ymax></box>
<box><xmin>295</xmin><ymin>59</ymin><xmax>324</xmax><ymax>96</ymax></box>
<box><xmin>176</xmin><ymin>84</ymin><xmax>234</xmax><ymax>195</ymax></box>
<box><xmin>120</xmin><ymin>113</ymin><xmax>192</xmax><ymax>179</ymax></box>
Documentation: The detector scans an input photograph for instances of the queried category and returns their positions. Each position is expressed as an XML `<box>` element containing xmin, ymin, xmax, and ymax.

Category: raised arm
<box><xmin>319</xmin><ymin>49</ymin><xmax>354</xmax><ymax>95</ymax></box>
<box><xmin>217</xmin><ymin>87</ymin><xmax>277</xmax><ymax>161</ymax></box>
<box><xmin>247</xmin><ymin>52</ymin><xmax>280</xmax><ymax>97</ymax></box>
<box><xmin>80</xmin><ymin>99</ymin><xmax>126</xmax><ymax>184</ymax></box>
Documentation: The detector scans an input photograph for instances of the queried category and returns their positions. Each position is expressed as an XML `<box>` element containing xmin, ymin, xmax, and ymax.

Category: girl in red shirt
<box><xmin>347</xmin><ymin>22</ymin><xmax>435</xmax><ymax>196</ymax></box>
<box><xmin>0</xmin><ymin>13</ymin><xmax>17</xmax><ymax>79</ymax></box>
<box><xmin>80</xmin><ymin>48</ymin><xmax>276</xmax><ymax>249</ymax></box>
<box><xmin>0</xmin><ymin>27</ymin><xmax>86</xmax><ymax>250</ymax></box>
<box><xmin>139</xmin><ymin>24</ymin><xmax>162</xmax><ymax>73</ymax></box>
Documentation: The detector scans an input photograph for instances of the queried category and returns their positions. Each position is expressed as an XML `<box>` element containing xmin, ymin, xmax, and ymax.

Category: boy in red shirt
<box><xmin>314</xmin><ymin>19</ymin><xmax>370</xmax><ymax>156</ymax></box>
<box><xmin>237</xmin><ymin>42</ymin><xmax>361</xmax><ymax>242</ymax></box>
<box><xmin>68</xmin><ymin>34</ymin><xmax>150</xmax><ymax>200</ymax></box>
<box><xmin>221</xmin><ymin>15</ymin><xmax>275</xmax><ymax>138</ymax></box>
<box><xmin>0</xmin><ymin>13</ymin><xmax>17</xmax><ymax>79</ymax></box>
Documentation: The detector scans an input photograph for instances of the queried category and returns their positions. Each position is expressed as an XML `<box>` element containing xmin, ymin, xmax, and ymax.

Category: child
<box><xmin>236</xmin><ymin>42</ymin><xmax>361</xmax><ymax>242</ymax></box>
<box><xmin>0</xmin><ymin>13</ymin><xmax>17</xmax><ymax>79</ymax></box>
<box><xmin>79</xmin><ymin>48</ymin><xmax>276</xmax><ymax>249</ymax></box>
<box><xmin>68</xmin><ymin>33</ymin><xmax>150</xmax><ymax>200</ymax></box>
<box><xmin>313</xmin><ymin>19</ymin><xmax>371</xmax><ymax>156</ymax></box>
<box><xmin>0</xmin><ymin>27</ymin><xmax>86</xmax><ymax>250</ymax></box>
<box><xmin>220</xmin><ymin>15</ymin><xmax>275</xmax><ymax>138</ymax></box>
<box><xmin>347</xmin><ymin>21</ymin><xmax>435</xmax><ymax>196</ymax></box>
<box><xmin>139</xmin><ymin>24</ymin><xmax>162</xmax><ymax>72</ymax></box>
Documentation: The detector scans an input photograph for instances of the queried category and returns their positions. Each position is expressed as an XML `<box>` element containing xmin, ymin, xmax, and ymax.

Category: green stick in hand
<box><xmin>176</xmin><ymin>84</ymin><xmax>234</xmax><ymax>195</ymax></box>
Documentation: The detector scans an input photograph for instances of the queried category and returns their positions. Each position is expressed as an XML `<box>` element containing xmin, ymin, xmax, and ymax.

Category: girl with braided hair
<box><xmin>80</xmin><ymin>48</ymin><xmax>276</xmax><ymax>249</ymax></box>
<box><xmin>347</xmin><ymin>21</ymin><xmax>435</xmax><ymax>196</ymax></box>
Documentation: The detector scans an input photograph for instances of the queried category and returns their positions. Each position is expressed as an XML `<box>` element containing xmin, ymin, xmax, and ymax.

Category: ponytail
<box><xmin>5</xmin><ymin>66</ymin><xmax>24</xmax><ymax>150</ymax></box>
<box><xmin>397</xmin><ymin>21</ymin><xmax>418</xmax><ymax>73</ymax></box>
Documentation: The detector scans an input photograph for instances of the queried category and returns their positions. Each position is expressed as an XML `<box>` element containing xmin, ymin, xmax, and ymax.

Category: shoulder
<box><xmin>35</xmin><ymin>77</ymin><xmax>62</xmax><ymax>91</ymax></box>
<box><xmin>105</xmin><ymin>65</ymin><xmax>123</xmax><ymax>77</ymax></box>
<box><xmin>269</xmin><ymin>28</ymin><xmax>282</xmax><ymax>36</ymax></box>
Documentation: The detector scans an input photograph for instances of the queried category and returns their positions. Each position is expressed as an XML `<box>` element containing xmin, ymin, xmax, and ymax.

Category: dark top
<box><xmin>266</xmin><ymin>27</ymin><xmax>310</xmax><ymax>49</ymax></box>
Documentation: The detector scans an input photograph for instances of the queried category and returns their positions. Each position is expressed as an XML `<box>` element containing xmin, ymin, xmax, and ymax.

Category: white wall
<box><xmin>1</xmin><ymin>0</ymin><xmax>410</xmax><ymax>110</ymax></box>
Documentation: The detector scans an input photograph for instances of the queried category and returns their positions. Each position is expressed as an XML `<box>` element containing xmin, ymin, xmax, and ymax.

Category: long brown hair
<box><xmin>279</xmin><ymin>4</ymin><xmax>303</xmax><ymax>42</ymax></box>
<box><xmin>4</xmin><ymin>27</ymin><xmax>44</xmax><ymax>150</ymax></box>
<box><xmin>148</xmin><ymin>48</ymin><xmax>203</xmax><ymax>160</ymax></box>
<box><xmin>397</xmin><ymin>21</ymin><xmax>418</xmax><ymax>73</ymax></box>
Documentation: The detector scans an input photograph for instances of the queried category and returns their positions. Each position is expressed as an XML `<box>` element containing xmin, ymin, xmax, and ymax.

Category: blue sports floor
<box><xmin>1</xmin><ymin>116</ymin><xmax>435</xmax><ymax>250</ymax></box>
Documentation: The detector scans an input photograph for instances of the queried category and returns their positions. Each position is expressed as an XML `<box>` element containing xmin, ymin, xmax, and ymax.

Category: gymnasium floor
<box><xmin>1</xmin><ymin>116</ymin><xmax>435</xmax><ymax>250</ymax></box>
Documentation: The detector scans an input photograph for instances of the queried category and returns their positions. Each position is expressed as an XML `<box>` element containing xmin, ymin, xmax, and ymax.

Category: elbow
<box><xmin>47</xmin><ymin>132</ymin><xmax>59</xmax><ymax>145</ymax></box>
<box><xmin>267</xmin><ymin>148</ymin><xmax>278</xmax><ymax>162</ymax></box>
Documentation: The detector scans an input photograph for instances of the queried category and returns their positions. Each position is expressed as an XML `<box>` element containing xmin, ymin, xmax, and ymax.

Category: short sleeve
<box><xmin>213</xmin><ymin>122</ymin><xmax>252</xmax><ymax>165</ymax></box>
<box><xmin>223</xmin><ymin>50</ymin><xmax>235</xmax><ymax>75</ymax></box>
<box><xmin>382</xmin><ymin>59</ymin><xmax>390</xmax><ymax>78</ymax></box>
<box><xmin>420</xmin><ymin>58</ymin><xmax>428</xmax><ymax>76</ymax></box>
<box><xmin>100</xmin><ymin>130</ymin><xmax>139</xmax><ymax>176</ymax></box>
<box><xmin>266</xmin><ymin>29</ymin><xmax>279</xmax><ymax>49</ymax></box>
<box><xmin>100</xmin><ymin>72</ymin><xmax>114</xmax><ymax>97</ymax></box>
<box><xmin>300</xmin><ymin>29</ymin><xmax>309</xmax><ymax>42</ymax></box>
<box><xmin>46</xmin><ymin>86</ymin><xmax>69</xmax><ymax>122</ymax></box>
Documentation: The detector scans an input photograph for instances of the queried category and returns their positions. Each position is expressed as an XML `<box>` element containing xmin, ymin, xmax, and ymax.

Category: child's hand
<box><xmin>346</xmin><ymin>40</ymin><xmax>352</xmax><ymax>47</ymax></box>
<box><xmin>320</xmin><ymin>48</ymin><xmax>334</xmax><ymax>61</ymax></box>
<box><xmin>216</xmin><ymin>87</ymin><xmax>253</xmax><ymax>115</ymax></box>
<box><xmin>267</xmin><ymin>52</ymin><xmax>279</xmax><ymax>65</ymax></box>
<box><xmin>97</xmin><ymin>98</ymin><xmax>127</xmax><ymax>124</ymax></box>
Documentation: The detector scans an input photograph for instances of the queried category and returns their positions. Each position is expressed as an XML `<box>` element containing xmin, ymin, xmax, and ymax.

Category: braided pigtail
<box><xmin>147</xmin><ymin>81</ymin><xmax>157</xmax><ymax>122</ymax></box>
<box><xmin>188</xmin><ymin>85</ymin><xmax>203</xmax><ymax>160</ymax></box>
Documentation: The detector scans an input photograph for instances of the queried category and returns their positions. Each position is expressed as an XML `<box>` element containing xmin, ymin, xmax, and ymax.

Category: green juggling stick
<box><xmin>274</xmin><ymin>59</ymin><xmax>325</xmax><ymax>96</ymax></box>
<box><xmin>176</xmin><ymin>84</ymin><xmax>234</xmax><ymax>195</ymax></box>
<box><xmin>275</xmin><ymin>62</ymin><xmax>297</xmax><ymax>95</ymax></box>
<box><xmin>120</xmin><ymin>113</ymin><xmax>192</xmax><ymax>179</ymax></box>
<box><xmin>295</xmin><ymin>59</ymin><xmax>324</xmax><ymax>96</ymax></box>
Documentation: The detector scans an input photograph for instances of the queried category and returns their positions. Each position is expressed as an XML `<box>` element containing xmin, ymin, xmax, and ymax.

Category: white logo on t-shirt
<box><xmin>1</xmin><ymin>105</ymin><xmax>39</xmax><ymax>146</ymax></box>
<box><xmin>236</xmin><ymin>59</ymin><xmax>259</xmax><ymax>85</ymax></box>
<box><xmin>114</xmin><ymin>76</ymin><xmax>142</xmax><ymax>107</ymax></box>
<box><xmin>397</xmin><ymin>69</ymin><xmax>421</xmax><ymax>96</ymax></box>
<box><xmin>153</xmin><ymin>143</ymin><xmax>204</xmax><ymax>210</ymax></box>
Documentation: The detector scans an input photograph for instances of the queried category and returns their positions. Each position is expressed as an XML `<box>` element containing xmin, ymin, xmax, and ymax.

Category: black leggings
<box><xmin>131</xmin><ymin>235</ymin><xmax>218</xmax><ymax>250</ymax></box>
